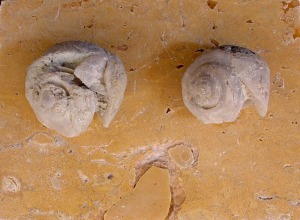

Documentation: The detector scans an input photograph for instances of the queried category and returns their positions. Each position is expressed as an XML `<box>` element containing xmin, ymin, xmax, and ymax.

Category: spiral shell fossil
<box><xmin>182</xmin><ymin>45</ymin><xmax>270</xmax><ymax>124</ymax></box>
<box><xmin>25</xmin><ymin>41</ymin><xmax>127</xmax><ymax>137</ymax></box>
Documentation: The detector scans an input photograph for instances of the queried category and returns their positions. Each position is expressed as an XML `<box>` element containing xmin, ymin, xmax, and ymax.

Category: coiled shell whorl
<box><xmin>25</xmin><ymin>41</ymin><xmax>127</xmax><ymax>137</ymax></box>
<box><xmin>182</xmin><ymin>45</ymin><xmax>270</xmax><ymax>124</ymax></box>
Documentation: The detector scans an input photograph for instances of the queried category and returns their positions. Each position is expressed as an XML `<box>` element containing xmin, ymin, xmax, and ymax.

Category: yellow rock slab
<box><xmin>104</xmin><ymin>166</ymin><xmax>171</xmax><ymax>220</ymax></box>
<box><xmin>0</xmin><ymin>0</ymin><xmax>299</xmax><ymax>219</ymax></box>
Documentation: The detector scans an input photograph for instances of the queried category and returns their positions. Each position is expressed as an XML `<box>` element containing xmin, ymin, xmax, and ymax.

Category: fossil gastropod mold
<box><xmin>25</xmin><ymin>41</ymin><xmax>127</xmax><ymax>137</ymax></box>
<box><xmin>182</xmin><ymin>45</ymin><xmax>270</xmax><ymax>124</ymax></box>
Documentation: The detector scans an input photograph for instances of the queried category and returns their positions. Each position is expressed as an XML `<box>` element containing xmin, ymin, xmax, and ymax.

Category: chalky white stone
<box><xmin>182</xmin><ymin>45</ymin><xmax>270</xmax><ymax>124</ymax></box>
<box><xmin>26</xmin><ymin>41</ymin><xmax>127</xmax><ymax>137</ymax></box>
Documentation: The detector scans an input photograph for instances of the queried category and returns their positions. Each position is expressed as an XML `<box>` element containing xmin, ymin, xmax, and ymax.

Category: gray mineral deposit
<box><xmin>182</xmin><ymin>45</ymin><xmax>270</xmax><ymax>124</ymax></box>
<box><xmin>25</xmin><ymin>41</ymin><xmax>127</xmax><ymax>137</ymax></box>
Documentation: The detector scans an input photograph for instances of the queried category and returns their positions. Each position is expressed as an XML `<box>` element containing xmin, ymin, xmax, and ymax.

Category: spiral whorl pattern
<box><xmin>26</xmin><ymin>41</ymin><xmax>127</xmax><ymax>137</ymax></box>
<box><xmin>182</xmin><ymin>45</ymin><xmax>270</xmax><ymax>124</ymax></box>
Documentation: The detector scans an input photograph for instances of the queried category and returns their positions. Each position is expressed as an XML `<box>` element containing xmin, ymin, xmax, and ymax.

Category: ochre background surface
<box><xmin>0</xmin><ymin>0</ymin><xmax>299</xmax><ymax>219</ymax></box>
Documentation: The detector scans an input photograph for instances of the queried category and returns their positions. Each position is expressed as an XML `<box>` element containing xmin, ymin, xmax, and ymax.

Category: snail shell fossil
<box><xmin>25</xmin><ymin>41</ymin><xmax>127</xmax><ymax>137</ymax></box>
<box><xmin>182</xmin><ymin>45</ymin><xmax>270</xmax><ymax>124</ymax></box>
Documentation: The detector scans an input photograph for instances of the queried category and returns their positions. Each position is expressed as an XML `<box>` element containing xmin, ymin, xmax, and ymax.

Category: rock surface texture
<box><xmin>0</xmin><ymin>0</ymin><xmax>299</xmax><ymax>219</ymax></box>
<box><xmin>104</xmin><ymin>166</ymin><xmax>171</xmax><ymax>220</ymax></box>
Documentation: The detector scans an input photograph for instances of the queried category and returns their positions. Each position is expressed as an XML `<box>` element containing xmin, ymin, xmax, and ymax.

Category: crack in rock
<box><xmin>132</xmin><ymin>142</ymin><xmax>199</xmax><ymax>220</ymax></box>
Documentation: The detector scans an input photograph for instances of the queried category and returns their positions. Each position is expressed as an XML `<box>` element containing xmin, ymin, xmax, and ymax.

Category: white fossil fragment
<box><xmin>182</xmin><ymin>45</ymin><xmax>270</xmax><ymax>124</ymax></box>
<box><xmin>2</xmin><ymin>176</ymin><xmax>21</xmax><ymax>193</ymax></box>
<box><xmin>26</xmin><ymin>41</ymin><xmax>127</xmax><ymax>137</ymax></box>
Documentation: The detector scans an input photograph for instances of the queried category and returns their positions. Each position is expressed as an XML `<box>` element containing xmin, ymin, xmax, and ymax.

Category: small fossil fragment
<box><xmin>2</xmin><ymin>176</ymin><xmax>21</xmax><ymax>193</ymax></box>
<box><xmin>26</xmin><ymin>41</ymin><xmax>127</xmax><ymax>137</ymax></box>
<box><xmin>168</xmin><ymin>144</ymin><xmax>195</xmax><ymax>168</ymax></box>
<box><xmin>182</xmin><ymin>45</ymin><xmax>270</xmax><ymax>124</ymax></box>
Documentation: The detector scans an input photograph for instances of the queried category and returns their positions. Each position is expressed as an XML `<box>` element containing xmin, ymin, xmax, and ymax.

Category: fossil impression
<box><xmin>182</xmin><ymin>45</ymin><xmax>270</xmax><ymax>124</ymax></box>
<box><xmin>25</xmin><ymin>41</ymin><xmax>127</xmax><ymax>137</ymax></box>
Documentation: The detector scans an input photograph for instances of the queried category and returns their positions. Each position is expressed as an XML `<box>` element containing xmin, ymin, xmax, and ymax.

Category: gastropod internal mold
<box><xmin>25</xmin><ymin>41</ymin><xmax>127</xmax><ymax>137</ymax></box>
<box><xmin>182</xmin><ymin>45</ymin><xmax>270</xmax><ymax>124</ymax></box>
